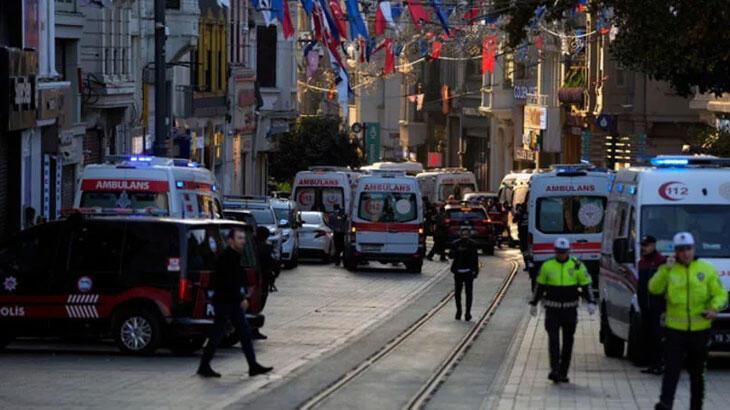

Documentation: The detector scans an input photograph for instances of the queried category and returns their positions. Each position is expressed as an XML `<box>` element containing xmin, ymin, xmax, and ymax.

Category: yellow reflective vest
<box><xmin>534</xmin><ymin>257</ymin><xmax>592</xmax><ymax>308</ymax></box>
<box><xmin>649</xmin><ymin>259</ymin><xmax>728</xmax><ymax>332</ymax></box>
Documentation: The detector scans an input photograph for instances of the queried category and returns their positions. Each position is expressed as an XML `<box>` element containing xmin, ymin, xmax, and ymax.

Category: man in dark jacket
<box><xmin>637</xmin><ymin>235</ymin><xmax>667</xmax><ymax>375</ymax></box>
<box><xmin>197</xmin><ymin>227</ymin><xmax>272</xmax><ymax>378</ymax></box>
<box><xmin>449</xmin><ymin>224</ymin><xmax>479</xmax><ymax>321</ymax></box>
<box><xmin>330</xmin><ymin>204</ymin><xmax>348</xmax><ymax>265</ymax></box>
<box><xmin>427</xmin><ymin>207</ymin><xmax>449</xmax><ymax>262</ymax></box>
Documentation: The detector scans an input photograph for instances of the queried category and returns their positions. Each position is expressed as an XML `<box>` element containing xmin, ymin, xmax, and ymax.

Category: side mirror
<box><xmin>612</xmin><ymin>238</ymin><xmax>634</xmax><ymax>264</ymax></box>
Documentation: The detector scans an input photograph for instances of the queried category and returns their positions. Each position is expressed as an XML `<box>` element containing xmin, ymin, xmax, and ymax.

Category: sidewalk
<box><xmin>490</xmin><ymin>308</ymin><xmax>730</xmax><ymax>410</ymax></box>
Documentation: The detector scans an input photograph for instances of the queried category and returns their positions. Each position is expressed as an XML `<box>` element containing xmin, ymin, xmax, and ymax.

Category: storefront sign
<box><xmin>1</xmin><ymin>47</ymin><xmax>38</xmax><ymax>131</ymax></box>
<box><xmin>365</xmin><ymin>122</ymin><xmax>381</xmax><ymax>164</ymax></box>
<box><xmin>514</xmin><ymin>85</ymin><xmax>537</xmax><ymax>100</ymax></box>
<box><xmin>524</xmin><ymin>105</ymin><xmax>547</xmax><ymax>130</ymax></box>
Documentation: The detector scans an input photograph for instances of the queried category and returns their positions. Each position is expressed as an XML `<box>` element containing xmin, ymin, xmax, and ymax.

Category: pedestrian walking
<box><xmin>449</xmin><ymin>224</ymin><xmax>479</xmax><ymax>321</ymax></box>
<box><xmin>330</xmin><ymin>204</ymin><xmax>347</xmax><ymax>265</ymax></box>
<box><xmin>650</xmin><ymin>232</ymin><xmax>728</xmax><ymax>410</ymax></box>
<box><xmin>637</xmin><ymin>235</ymin><xmax>666</xmax><ymax>375</ymax></box>
<box><xmin>427</xmin><ymin>207</ymin><xmax>448</xmax><ymax>262</ymax></box>
<box><xmin>529</xmin><ymin>237</ymin><xmax>595</xmax><ymax>383</ymax></box>
<box><xmin>197</xmin><ymin>227</ymin><xmax>273</xmax><ymax>378</ymax></box>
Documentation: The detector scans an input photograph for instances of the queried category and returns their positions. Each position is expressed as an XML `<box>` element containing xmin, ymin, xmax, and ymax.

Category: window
<box><xmin>294</xmin><ymin>188</ymin><xmax>345</xmax><ymax>212</ymax></box>
<box><xmin>122</xmin><ymin>223</ymin><xmax>180</xmax><ymax>285</ymax></box>
<box><xmin>198</xmin><ymin>195</ymin><xmax>221</xmax><ymax>219</ymax></box>
<box><xmin>102</xmin><ymin>5</ymin><xmax>132</xmax><ymax>78</ymax></box>
<box><xmin>80</xmin><ymin>191</ymin><xmax>169</xmax><ymax>213</ymax></box>
<box><xmin>536</xmin><ymin>196</ymin><xmax>606</xmax><ymax>234</ymax></box>
<box><xmin>641</xmin><ymin>205</ymin><xmax>730</xmax><ymax>258</ymax></box>
<box><xmin>358</xmin><ymin>192</ymin><xmax>418</xmax><ymax>223</ymax></box>
<box><xmin>301</xmin><ymin>212</ymin><xmax>323</xmax><ymax>225</ymax></box>
<box><xmin>249</xmin><ymin>209</ymin><xmax>275</xmax><ymax>225</ymax></box>
<box><xmin>0</xmin><ymin>225</ymin><xmax>60</xmax><ymax>293</ymax></box>
<box><xmin>219</xmin><ymin>225</ymin><xmax>257</xmax><ymax>268</ymax></box>
<box><xmin>438</xmin><ymin>184</ymin><xmax>476</xmax><ymax>201</ymax></box>
<box><xmin>446</xmin><ymin>208</ymin><xmax>487</xmax><ymax>221</ymax></box>
<box><xmin>186</xmin><ymin>227</ymin><xmax>223</xmax><ymax>272</ymax></box>
<box><xmin>69</xmin><ymin>223</ymin><xmax>124</xmax><ymax>274</ymax></box>
<box><xmin>256</xmin><ymin>26</ymin><xmax>277</xmax><ymax>87</ymax></box>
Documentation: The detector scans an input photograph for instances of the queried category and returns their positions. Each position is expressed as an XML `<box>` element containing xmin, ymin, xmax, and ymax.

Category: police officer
<box><xmin>529</xmin><ymin>237</ymin><xmax>595</xmax><ymax>383</ymax></box>
<box><xmin>650</xmin><ymin>232</ymin><xmax>728</xmax><ymax>410</ymax></box>
<box><xmin>449</xmin><ymin>223</ymin><xmax>479</xmax><ymax>321</ymax></box>
<box><xmin>331</xmin><ymin>204</ymin><xmax>347</xmax><ymax>265</ymax></box>
<box><xmin>197</xmin><ymin>227</ymin><xmax>273</xmax><ymax>378</ymax></box>
<box><xmin>637</xmin><ymin>235</ymin><xmax>666</xmax><ymax>375</ymax></box>
<box><xmin>427</xmin><ymin>207</ymin><xmax>449</xmax><ymax>262</ymax></box>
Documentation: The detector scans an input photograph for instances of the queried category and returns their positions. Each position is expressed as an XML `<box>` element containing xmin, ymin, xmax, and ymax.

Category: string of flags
<box><xmin>252</xmin><ymin>0</ymin><xmax>618</xmax><ymax>113</ymax></box>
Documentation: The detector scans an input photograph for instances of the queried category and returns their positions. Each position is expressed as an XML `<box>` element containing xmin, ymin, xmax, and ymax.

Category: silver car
<box><xmin>298</xmin><ymin>211</ymin><xmax>335</xmax><ymax>262</ymax></box>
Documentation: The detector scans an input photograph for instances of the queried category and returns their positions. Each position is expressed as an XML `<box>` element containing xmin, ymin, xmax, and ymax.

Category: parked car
<box><xmin>298</xmin><ymin>211</ymin><xmax>335</xmax><ymax>262</ymax></box>
<box><xmin>223</xmin><ymin>209</ymin><xmax>258</xmax><ymax>231</ymax></box>
<box><xmin>0</xmin><ymin>214</ymin><xmax>264</xmax><ymax>355</ymax></box>
<box><xmin>223</xmin><ymin>196</ymin><xmax>282</xmax><ymax>263</ymax></box>
<box><xmin>271</xmin><ymin>199</ymin><xmax>302</xmax><ymax>269</ymax></box>
<box><xmin>442</xmin><ymin>204</ymin><xmax>496</xmax><ymax>255</ymax></box>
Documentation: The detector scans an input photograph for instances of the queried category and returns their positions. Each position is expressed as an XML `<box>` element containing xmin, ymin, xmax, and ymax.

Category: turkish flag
<box><xmin>384</xmin><ymin>38</ymin><xmax>395</xmax><ymax>74</ymax></box>
<box><xmin>482</xmin><ymin>35</ymin><xmax>497</xmax><ymax>74</ymax></box>
<box><xmin>431</xmin><ymin>41</ymin><xmax>442</xmax><ymax>59</ymax></box>
<box><xmin>406</xmin><ymin>0</ymin><xmax>430</xmax><ymax>30</ymax></box>
<box><xmin>282</xmin><ymin>0</ymin><xmax>295</xmax><ymax>39</ymax></box>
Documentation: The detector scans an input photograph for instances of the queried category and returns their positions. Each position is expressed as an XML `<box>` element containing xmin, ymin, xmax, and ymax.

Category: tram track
<box><xmin>298</xmin><ymin>259</ymin><xmax>521</xmax><ymax>410</ymax></box>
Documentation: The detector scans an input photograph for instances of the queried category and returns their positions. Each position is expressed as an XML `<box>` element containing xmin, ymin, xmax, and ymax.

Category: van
<box><xmin>292</xmin><ymin>167</ymin><xmax>356</xmax><ymax>219</ymax></box>
<box><xmin>345</xmin><ymin>171</ymin><xmax>425</xmax><ymax>273</ymax></box>
<box><xmin>416</xmin><ymin>169</ymin><xmax>478</xmax><ymax>206</ymax></box>
<box><xmin>600</xmin><ymin>156</ymin><xmax>730</xmax><ymax>360</ymax></box>
<box><xmin>0</xmin><ymin>216</ymin><xmax>264</xmax><ymax>355</ymax></box>
<box><xmin>527</xmin><ymin>164</ymin><xmax>612</xmax><ymax>286</ymax></box>
<box><xmin>74</xmin><ymin>156</ymin><xmax>222</xmax><ymax>219</ymax></box>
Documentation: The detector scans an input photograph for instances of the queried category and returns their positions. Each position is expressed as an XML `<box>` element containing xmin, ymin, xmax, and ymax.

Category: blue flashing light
<box><xmin>212</xmin><ymin>185</ymin><xmax>217</xmax><ymax>192</ymax></box>
<box><xmin>187</xmin><ymin>161</ymin><xmax>200</xmax><ymax>168</ymax></box>
<box><xmin>650</xmin><ymin>157</ymin><xmax>688</xmax><ymax>167</ymax></box>
<box><xmin>628</xmin><ymin>185</ymin><xmax>636</xmax><ymax>195</ymax></box>
<box><xmin>616</xmin><ymin>183</ymin><xmax>624</xmax><ymax>193</ymax></box>
<box><xmin>130</xmin><ymin>156</ymin><xmax>154</xmax><ymax>162</ymax></box>
<box><xmin>176</xmin><ymin>181</ymin><xmax>184</xmax><ymax>188</ymax></box>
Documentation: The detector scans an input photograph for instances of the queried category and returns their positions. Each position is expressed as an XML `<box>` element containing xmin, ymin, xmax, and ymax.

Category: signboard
<box><xmin>428</xmin><ymin>152</ymin><xmax>443</xmax><ymax>168</ymax></box>
<box><xmin>524</xmin><ymin>105</ymin><xmax>547</xmax><ymax>130</ymax></box>
<box><xmin>365</xmin><ymin>122</ymin><xmax>381</xmax><ymax>164</ymax></box>
<box><xmin>581</xmin><ymin>130</ymin><xmax>591</xmax><ymax>161</ymax></box>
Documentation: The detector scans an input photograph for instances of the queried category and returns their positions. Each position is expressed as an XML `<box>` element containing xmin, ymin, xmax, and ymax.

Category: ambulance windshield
<box><xmin>439</xmin><ymin>183</ymin><xmax>476</xmax><ymax>201</ymax></box>
<box><xmin>641</xmin><ymin>205</ymin><xmax>730</xmax><ymax>258</ymax></box>
<box><xmin>294</xmin><ymin>187</ymin><xmax>344</xmax><ymax>212</ymax></box>
<box><xmin>80</xmin><ymin>191</ymin><xmax>168</xmax><ymax>212</ymax></box>
<box><xmin>358</xmin><ymin>192</ymin><xmax>418</xmax><ymax>223</ymax></box>
<box><xmin>536</xmin><ymin>196</ymin><xmax>606</xmax><ymax>234</ymax></box>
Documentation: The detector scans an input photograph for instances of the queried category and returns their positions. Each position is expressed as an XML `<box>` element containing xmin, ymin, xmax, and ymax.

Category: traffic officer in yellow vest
<box><xmin>528</xmin><ymin>237</ymin><xmax>596</xmax><ymax>383</ymax></box>
<box><xmin>649</xmin><ymin>232</ymin><xmax>728</xmax><ymax>410</ymax></box>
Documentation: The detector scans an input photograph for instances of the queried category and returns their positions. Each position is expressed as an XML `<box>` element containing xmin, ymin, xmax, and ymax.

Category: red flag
<box><xmin>328</xmin><ymin>0</ymin><xmax>349</xmax><ymax>41</ymax></box>
<box><xmin>406</xmin><ymin>0</ymin><xmax>430</xmax><ymax>30</ymax></box>
<box><xmin>384</xmin><ymin>38</ymin><xmax>395</xmax><ymax>74</ymax></box>
<box><xmin>431</xmin><ymin>41</ymin><xmax>442</xmax><ymax>59</ymax></box>
<box><xmin>282</xmin><ymin>0</ymin><xmax>295</xmax><ymax>40</ymax></box>
<box><xmin>375</xmin><ymin>5</ymin><xmax>386</xmax><ymax>36</ymax></box>
<box><xmin>313</xmin><ymin>5</ymin><xmax>324</xmax><ymax>41</ymax></box>
<box><xmin>535</xmin><ymin>34</ymin><xmax>543</xmax><ymax>51</ymax></box>
<box><xmin>464</xmin><ymin>7</ymin><xmax>479</xmax><ymax>22</ymax></box>
<box><xmin>481</xmin><ymin>35</ymin><xmax>497</xmax><ymax>74</ymax></box>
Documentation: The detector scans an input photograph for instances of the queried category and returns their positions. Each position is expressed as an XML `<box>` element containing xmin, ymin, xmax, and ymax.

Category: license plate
<box><xmin>711</xmin><ymin>331</ymin><xmax>730</xmax><ymax>345</ymax></box>
<box><xmin>361</xmin><ymin>244</ymin><xmax>383</xmax><ymax>252</ymax></box>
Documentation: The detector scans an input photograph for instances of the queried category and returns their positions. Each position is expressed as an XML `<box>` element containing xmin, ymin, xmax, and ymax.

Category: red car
<box><xmin>442</xmin><ymin>204</ymin><xmax>496</xmax><ymax>255</ymax></box>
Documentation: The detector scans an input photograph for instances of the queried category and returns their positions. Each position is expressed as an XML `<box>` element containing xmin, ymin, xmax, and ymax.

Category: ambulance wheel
<box><xmin>406</xmin><ymin>262</ymin><xmax>422</xmax><ymax>274</ymax></box>
<box><xmin>113</xmin><ymin>307</ymin><xmax>163</xmax><ymax>355</ymax></box>
<box><xmin>600</xmin><ymin>304</ymin><xmax>624</xmax><ymax>358</ymax></box>
<box><xmin>169</xmin><ymin>336</ymin><xmax>206</xmax><ymax>356</ymax></box>
<box><xmin>626</xmin><ymin>310</ymin><xmax>646</xmax><ymax>366</ymax></box>
<box><xmin>483</xmin><ymin>245</ymin><xmax>495</xmax><ymax>256</ymax></box>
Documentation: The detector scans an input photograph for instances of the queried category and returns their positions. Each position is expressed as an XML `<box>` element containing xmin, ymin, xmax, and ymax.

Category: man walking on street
<box><xmin>449</xmin><ymin>224</ymin><xmax>479</xmax><ymax>321</ymax></box>
<box><xmin>331</xmin><ymin>204</ymin><xmax>347</xmax><ymax>265</ymax></box>
<box><xmin>197</xmin><ymin>227</ymin><xmax>273</xmax><ymax>378</ymax></box>
<box><xmin>637</xmin><ymin>235</ymin><xmax>666</xmax><ymax>374</ymax></box>
<box><xmin>427</xmin><ymin>207</ymin><xmax>448</xmax><ymax>262</ymax></box>
<box><xmin>529</xmin><ymin>237</ymin><xmax>595</xmax><ymax>383</ymax></box>
<box><xmin>650</xmin><ymin>232</ymin><xmax>727</xmax><ymax>410</ymax></box>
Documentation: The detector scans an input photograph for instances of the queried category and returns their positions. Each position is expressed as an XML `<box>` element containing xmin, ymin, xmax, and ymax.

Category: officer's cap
<box><xmin>673</xmin><ymin>232</ymin><xmax>694</xmax><ymax>248</ymax></box>
<box><xmin>554</xmin><ymin>237</ymin><xmax>570</xmax><ymax>251</ymax></box>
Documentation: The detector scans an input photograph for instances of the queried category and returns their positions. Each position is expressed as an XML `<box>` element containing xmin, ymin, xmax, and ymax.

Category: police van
<box><xmin>527</xmin><ymin>164</ymin><xmax>611</xmax><ymax>285</ymax></box>
<box><xmin>416</xmin><ymin>169</ymin><xmax>478</xmax><ymax>206</ymax></box>
<box><xmin>345</xmin><ymin>171</ymin><xmax>425</xmax><ymax>273</ymax></box>
<box><xmin>600</xmin><ymin>156</ymin><xmax>730</xmax><ymax>359</ymax></box>
<box><xmin>292</xmin><ymin>167</ymin><xmax>358</xmax><ymax>220</ymax></box>
<box><xmin>74</xmin><ymin>156</ymin><xmax>222</xmax><ymax>219</ymax></box>
<box><xmin>0</xmin><ymin>215</ymin><xmax>265</xmax><ymax>355</ymax></box>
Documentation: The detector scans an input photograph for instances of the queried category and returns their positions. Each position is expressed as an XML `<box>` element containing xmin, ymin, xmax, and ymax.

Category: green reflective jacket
<box><xmin>537</xmin><ymin>257</ymin><xmax>592</xmax><ymax>287</ymax></box>
<box><xmin>648</xmin><ymin>259</ymin><xmax>728</xmax><ymax>332</ymax></box>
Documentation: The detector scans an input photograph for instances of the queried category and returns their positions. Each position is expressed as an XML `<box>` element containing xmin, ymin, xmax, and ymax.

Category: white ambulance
<box><xmin>345</xmin><ymin>171</ymin><xmax>425</xmax><ymax>273</ymax></box>
<box><xmin>74</xmin><ymin>156</ymin><xmax>222</xmax><ymax>218</ymax></box>
<box><xmin>292</xmin><ymin>167</ymin><xmax>358</xmax><ymax>219</ymax></box>
<box><xmin>599</xmin><ymin>156</ymin><xmax>730</xmax><ymax>359</ymax></box>
<box><xmin>527</xmin><ymin>164</ymin><xmax>612</xmax><ymax>284</ymax></box>
<box><xmin>416</xmin><ymin>169</ymin><xmax>478</xmax><ymax>205</ymax></box>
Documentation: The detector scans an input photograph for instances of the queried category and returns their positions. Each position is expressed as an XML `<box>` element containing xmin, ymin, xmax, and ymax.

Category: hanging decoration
<box><xmin>431</xmin><ymin>0</ymin><xmax>450</xmax><ymax>35</ymax></box>
<box><xmin>431</xmin><ymin>40</ymin><xmax>442</xmax><ymax>59</ymax></box>
<box><xmin>384</xmin><ymin>38</ymin><xmax>395</xmax><ymax>74</ymax></box>
<box><xmin>346</xmin><ymin>0</ymin><xmax>370</xmax><ymax>40</ymax></box>
<box><xmin>481</xmin><ymin>35</ymin><xmax>497</xmax><ymax>75</ymax></box>
<box><xmin>406</xmin><ymin>0</ymin><xmax>430</xmax><ymax>30</ymax></box>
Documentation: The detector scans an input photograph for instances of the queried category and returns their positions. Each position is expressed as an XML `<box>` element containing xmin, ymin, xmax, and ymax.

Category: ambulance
<box><xmin>599</xmin><ymin>156</ymin><xmax>730</xmax><ymax>359</ymax></box>
<box><xmin>74</xmin><ymin>156</ymin><xmax>222</xmax><ymax>219</ymax></box>
<box><xmin>416</xmin><ymin>169</ymin><xmax>478</xmax><ymax>205</ymax></box>
<box><xmin>526</xmin><ymin>164</ymin><xmax>612</xmax><ymax>285</ymax></box>
<box><xmin>499</xmin><ymin>170</ymin><xmax>534</xmax><ymax>245</ymax></box>
<box><xmin>292</xmin><ymin>167</ymin><xmax>358</xmax><ymax>219</ymax></box>
<box><xmin>345</xmin><ymin>171</ymin><xmax>425</xmax><ymax>273</ymax></box>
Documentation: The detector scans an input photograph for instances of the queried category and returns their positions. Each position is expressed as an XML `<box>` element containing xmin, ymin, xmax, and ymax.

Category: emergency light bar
<box><xmin>649</xmin><ymin>155</ymin><xmax>730</xmax><ymax>168</ymax></box>
<box><xmin>61</xmin><ymin>207</ymin><xmax>170</xmax><ymax>217</ymax></box>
